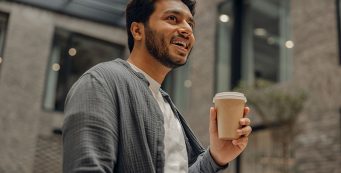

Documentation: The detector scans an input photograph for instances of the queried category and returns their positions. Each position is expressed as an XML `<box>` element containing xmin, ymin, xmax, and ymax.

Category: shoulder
<box><xmin>65</xmin><ymin>59</ymin><xmax>127</xmax><ymax>107</ymax></box>
<box><xmin>67</xmin><ymin>59</ymin><xmax>130</xmax><ymax>95</ymax></box>
<box><xmin>81</xmin><ymin>59</ymin><xmax>135</xmax><ymax>84</ymax></box>
<box><xmin>86</xmin><ymin>59</ymin><xmax>128</xmax><ymax>77</ymax></box>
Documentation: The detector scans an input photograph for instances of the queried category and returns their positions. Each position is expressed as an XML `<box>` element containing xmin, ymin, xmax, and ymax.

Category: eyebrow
<box><xmin>164</xmin><ymin>10</ymin><xmax>195</xmax><ymax>25</ymax></box>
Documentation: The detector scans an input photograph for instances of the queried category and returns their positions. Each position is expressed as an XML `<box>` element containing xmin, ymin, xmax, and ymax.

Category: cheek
<box><xmin>191</xmin><ymin>36</ymin><xmax>196</xmax><ymax>45</ymax></box>
<box><xmin>160</xmin><ymin>34</ymin><xmax>171</xmax><ymax>46</ymax></box>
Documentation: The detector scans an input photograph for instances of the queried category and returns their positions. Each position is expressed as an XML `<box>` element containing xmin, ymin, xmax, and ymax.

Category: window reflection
<box><xmin>43</xmin><ymin>28</ymin><xmax>125</xmax><ymax>111</ymax></box>
<box><xmin>250</xmin><ymin>0</ymin><xmax>282</xmax><ymax>82</ymax></box>
<box><xmin>216</xmin><ymin>0</ymin><xmax>292</xmax><ymax>91</ymax></box>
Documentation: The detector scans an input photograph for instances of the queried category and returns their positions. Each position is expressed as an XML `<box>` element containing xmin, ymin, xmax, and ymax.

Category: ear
<box><xmin>130</xmin><ymin>22</ymin><xmax>144</xmax><ymax>41</ymax></box>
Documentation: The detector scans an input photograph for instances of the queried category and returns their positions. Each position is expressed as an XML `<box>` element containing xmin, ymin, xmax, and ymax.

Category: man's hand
<box><xmin>209</xmin><ymin>107</ymin><xmax>252</xmax><ymax>166</ymax></box>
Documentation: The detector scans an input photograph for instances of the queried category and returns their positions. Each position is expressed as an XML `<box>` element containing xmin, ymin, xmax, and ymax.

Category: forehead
<box><xmin>153</xmin><ymin>0</ymin><xmax>193</xmax><ymax>19</ymax></box>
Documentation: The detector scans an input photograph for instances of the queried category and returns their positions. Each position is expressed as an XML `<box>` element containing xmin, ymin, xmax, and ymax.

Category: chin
<box><xmin>172</xmin><ymin>56</ymin><xmax>187</xmax><ymax>64</ymax></box>
<box><xmin>173</xmin><ymin>58</ymin><xmax>188</xmax><ymax>66</ymax></box>
<box><xmin>171</xmin><ymin>51</ymin><xmax>188</xmax><ymax>60</ymax></box>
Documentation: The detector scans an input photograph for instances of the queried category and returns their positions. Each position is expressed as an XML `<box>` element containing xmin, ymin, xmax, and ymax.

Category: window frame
<box><xmin>0</xmin><ymin>12</ymin><xmax>9</xmax><ymax>77</ymax></box>
<box><xmin>9</xmin><ymin>0</ymin><xmax>127</xmax><ymax>27</ymax></box>
<box><xmin>336</xmin><ymin>0</ymin><xmax>341</xmax><ymax>65</ymax></box>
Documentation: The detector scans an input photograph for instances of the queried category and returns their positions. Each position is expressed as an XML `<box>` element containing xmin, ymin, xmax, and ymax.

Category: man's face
<box><xmin>144</xmin><ymin>0</ymin><xmax>195</xmax><ymax>69</ymax></box>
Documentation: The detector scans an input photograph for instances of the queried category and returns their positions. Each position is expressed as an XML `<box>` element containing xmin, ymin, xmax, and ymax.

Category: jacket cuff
<box><xmin>204</xmin><ymin>148</ymin><xmax>229</xmax><ymax>172</ymax></box>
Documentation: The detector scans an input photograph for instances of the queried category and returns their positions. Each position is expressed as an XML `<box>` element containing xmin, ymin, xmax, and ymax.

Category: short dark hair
<box><xmin>125</xmin><ymin>0</ymin><xmax>196</xmax><ymax>52</ymax></box>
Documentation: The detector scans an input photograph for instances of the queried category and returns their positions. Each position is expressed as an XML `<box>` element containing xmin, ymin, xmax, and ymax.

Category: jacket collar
<box><xmin>115</xmin><ymin>58</ymin><xmax>150</xmax><ymax>86</ymax></box>
<box><xmin>116</xmin><ymin>59</ymin><xmax>173</xmax><ymax>101</ymax></box>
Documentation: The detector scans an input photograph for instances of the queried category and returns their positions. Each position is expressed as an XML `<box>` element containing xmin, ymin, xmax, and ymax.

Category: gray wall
<box><xmin>0</xmin><ymin>1</ymin><xmax>126</xmax><ymax>172</ymax></box>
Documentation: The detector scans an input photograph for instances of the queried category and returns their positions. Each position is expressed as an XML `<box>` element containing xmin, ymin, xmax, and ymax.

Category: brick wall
<box><xmin>291</xmin><ymin>0</ymin><xmax>341</xmax><ymax>172</ymax></box>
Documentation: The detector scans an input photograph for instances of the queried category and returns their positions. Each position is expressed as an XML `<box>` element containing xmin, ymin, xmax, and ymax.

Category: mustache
<box><xmin>172</xmin><ymin>33</ymin><xmax>189</xmax><ymax>40</ymax></box>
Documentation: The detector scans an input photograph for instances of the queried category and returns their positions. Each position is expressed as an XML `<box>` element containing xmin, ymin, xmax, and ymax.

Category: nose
<box><xmin>178</xmin><ymin>22</ymin><xmax>193</xmax><ymax>38</ymax></box>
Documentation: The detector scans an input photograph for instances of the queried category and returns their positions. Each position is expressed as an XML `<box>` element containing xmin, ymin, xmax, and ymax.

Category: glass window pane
<box><xmin>162</xmin><ymin>62</ymin><xmax>191</xmax><ymax>113</ymax></box>
<box><xmin>43</xmin><ymin>28</ymin><xmax>125</xmax><ymax>111</ymax></box>
<box><xmin>251</xmin><ymin>0</ymin><xmax>281</xmax><ymax>82</ymax></box>
<box><xmin>244</xmin><ymin>0</ymin><xmax>292</xmax><ymax>84</ymax></box>
<box><xmin>0</xmin><ymin>12</ymin><xmax>9</xmax><ymax>76</ymax></box>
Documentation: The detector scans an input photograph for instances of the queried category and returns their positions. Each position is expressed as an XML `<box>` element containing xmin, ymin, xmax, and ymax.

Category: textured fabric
<box><xmin>63</xmin><ymin>58</ymin><xmax>228</xmax><ymax>173</ymax></box>
<box><xmin>128</xmin><ymin>62</ymin><xmax>188</xmax><ymax>173</ymax></box>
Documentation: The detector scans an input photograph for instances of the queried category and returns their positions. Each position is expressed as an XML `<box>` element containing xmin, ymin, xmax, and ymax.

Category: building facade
<box><xmin>0</xmin><ymin>0</ymin><xmax>339</xmax><ymax>173</ymax></box>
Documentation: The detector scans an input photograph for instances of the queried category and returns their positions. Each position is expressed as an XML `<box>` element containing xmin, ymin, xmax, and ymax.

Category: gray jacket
<box><xmin>63</xmin><ymin>59</ymin><xmax>227</xmax><ymax>173</ymax></box>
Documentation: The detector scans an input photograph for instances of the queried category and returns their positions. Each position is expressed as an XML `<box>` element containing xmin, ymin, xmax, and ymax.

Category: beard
<box><xmin>144</xmin><ymin>25</ymin><xmax>190</xmax><ymax>69</ymax></box>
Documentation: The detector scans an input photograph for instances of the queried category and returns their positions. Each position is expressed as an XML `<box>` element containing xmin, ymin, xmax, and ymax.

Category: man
<box><xmin>63</xmin><ymin>0</ymin><xmax>252</xmax><ymax>172</ymax></box>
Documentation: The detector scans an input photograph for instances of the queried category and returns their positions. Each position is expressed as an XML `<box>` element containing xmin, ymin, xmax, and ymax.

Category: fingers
<box><xmin>232</xmin><ymin>136</ymin><xmax>249</xmax><ymax>148</ymax></box>
<box><xmin>243</xmin><ymin>106</ymin><xmax>250</xmax><ymax>117</ymax></box>
<box><xmin>237</xmin><ymin>125</ymin><xmax>252</xmax><ymax>137</ymax></box>
<box><xmin>239</xmin><ymin>118</ymin><xmax>251</xmax><ymax>126</ymax></box>
<box><xmin>210</xmin><ymin>107</ymin><xmax>217</xmax><ymax>122</ymax></box>
<box><xmin>209</xmin><ymin>107</ymin><xmax>218</xmax><ymax>134</ymax></box>
<box><xmin>240</xmin><ymin>107</ymin><xmax>252</xmax><ymax>137</ymax></box>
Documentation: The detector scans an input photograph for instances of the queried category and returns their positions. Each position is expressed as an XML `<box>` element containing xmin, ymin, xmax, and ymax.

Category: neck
<box><xmin>127</xmin><ymin>48</ymin><xmax>171</xmax><ymax>84</ymax></box>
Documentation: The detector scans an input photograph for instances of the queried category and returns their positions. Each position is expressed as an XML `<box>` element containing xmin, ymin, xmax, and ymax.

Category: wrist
<box><xmin>209</xmin><ymin>147</ymin><xmax>229</xmax><ymax>166</ymax></box>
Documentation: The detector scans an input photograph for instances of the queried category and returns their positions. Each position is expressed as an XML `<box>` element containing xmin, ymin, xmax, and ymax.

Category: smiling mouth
<box><xmin>171</xmin><ymin>40</ymin><xmax>189</xmax><ymax>51</ymax></box>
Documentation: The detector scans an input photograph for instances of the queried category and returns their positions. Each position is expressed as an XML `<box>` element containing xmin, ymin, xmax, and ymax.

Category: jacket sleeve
<box><xmin>188</xmin><ymin>149</ymin><xmax>229</xmax><ymax>173</ymax></box>
<box><xmin>62</xmin><ymin>73</ymin><xmax>118</xmax><ymax>173</ymax></box>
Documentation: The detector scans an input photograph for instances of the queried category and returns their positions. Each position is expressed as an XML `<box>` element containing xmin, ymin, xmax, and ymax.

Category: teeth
<box><xmin>172</xmin><ymin>40</ymin><xmax>187</xmax><ymax>48</ymax></box>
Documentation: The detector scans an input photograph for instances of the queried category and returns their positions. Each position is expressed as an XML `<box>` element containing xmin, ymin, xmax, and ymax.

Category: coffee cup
<box><xmin>213</xmin><ymin>92</ymin><xmax>247</xmax><ymax>140</ymax></box>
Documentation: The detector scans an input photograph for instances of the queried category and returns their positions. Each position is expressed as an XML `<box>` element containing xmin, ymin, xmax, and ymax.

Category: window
<box><xmin>162</xmin><ymin>64</ymin><xmax>191</xmax><ymax>113</ymax></box>
<box><xmin>216</xmin><ymin>0</ymin><xmax>292</xmax><ymax>91</ymax></box>
<box><xmin>43</xmin><ymin>28</ymin><xmax>125</xmax><ymax>112</ymax></box>
<box><xmin>336</xmin><ymin>0</ymin><xmax>341</xmax><ymax>64</ymax></box>
<box><xmin>215</xmin><ymin>0</ymin><xmax>293</xmax><ymax>173</ymax></box>
<box><xmin>245</xmin><ymin>0</ymin><xmax>293</xmax><ymax>85</ymax></box>
<box><xmin>0</xmin><ymin>12</ymin><xmax>9</xmax><ymax>76</ymax></box>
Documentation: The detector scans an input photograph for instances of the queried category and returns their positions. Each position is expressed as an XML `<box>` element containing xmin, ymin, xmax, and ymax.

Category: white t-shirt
<box><xmin>129</xmin><ymin>62</ymin><xmax>188</xmax><ymax>173</ymax></box>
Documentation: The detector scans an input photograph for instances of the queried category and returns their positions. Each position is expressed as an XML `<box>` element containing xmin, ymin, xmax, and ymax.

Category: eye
<box><xmin>188</xmin><ymin>22</ymin><xmax>195</xmax><ymax>29</ymax></box>
<box><xmin>166</xmin><ymin>15</ymin><xmax>177</xmax><ymax>23</ymax></box>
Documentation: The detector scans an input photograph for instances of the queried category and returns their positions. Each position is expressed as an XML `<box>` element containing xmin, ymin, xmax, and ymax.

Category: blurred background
<box><xmin>0</xmin><ymin>0</ymin><xmax>340</xmax><ymax>173</ymax></box>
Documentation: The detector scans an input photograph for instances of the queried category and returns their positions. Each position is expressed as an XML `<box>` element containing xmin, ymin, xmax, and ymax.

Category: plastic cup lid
<box><xmin>213</xmin><ymin>92</ymin><xmax>247</xmax><ymax>103</ymax></box>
